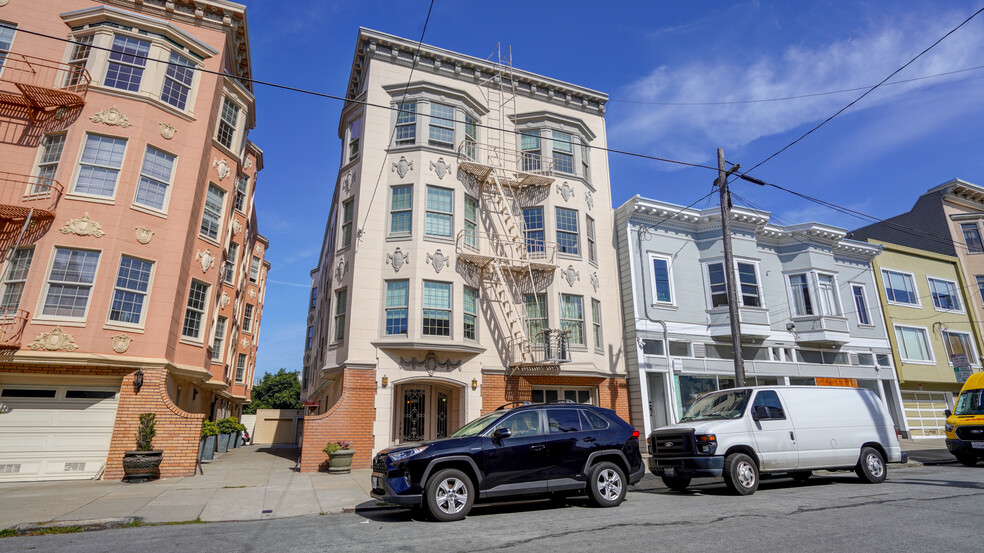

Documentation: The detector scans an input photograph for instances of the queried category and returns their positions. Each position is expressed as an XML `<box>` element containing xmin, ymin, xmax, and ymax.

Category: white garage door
<box><xmin>0</xmin><ymin>384</ymin><xmax>119</xmax><ymax>482</ymax></box>
<box><xmin>901</xmin><ymin>391</ymin><xmax>951</xmax><ymax>438</ymax></box>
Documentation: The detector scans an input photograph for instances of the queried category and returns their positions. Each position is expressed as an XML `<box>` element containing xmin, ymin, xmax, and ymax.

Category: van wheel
<box><xmin>424</xmin><ymin>468</ymin><xmax>474</xmax><ymax>522</ymax></box>
<box><xmin>955</xmin><ymin>454</ymin><xmax>978</xmax><ymax>467</ymax></box>
<box><xmin>855</xmin><ymin>447</ymin><xmax>887</xmax><ymax>483</ymax></box>
<box><xmin>586</xmin><ymin>462</ymin><xmax>626</xmax><ymax>507</ymax></box>
<box><xmin>661</xmin><ymin>475</ymin><xmax>691</xmax><ymax>492</ymax></box>
<box><xmin>723</xmin><ymin>453</ymin><xmax>759</xmax><ymax>495</ymax></box>
<box><xmin>789</xmin><ymin>471</ymin><xmax>812</xmax><ymax>482</ymax></box>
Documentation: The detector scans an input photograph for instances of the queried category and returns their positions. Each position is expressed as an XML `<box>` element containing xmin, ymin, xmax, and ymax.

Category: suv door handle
<box><xmin>530</xmin><ymin>444</ymin><xmax>545</xmax><ymax>451</ymax></box>
<box><xmin>583</xmin><ymin>436</ymin><xmax>597</xmax><ymax>443</ymax></box>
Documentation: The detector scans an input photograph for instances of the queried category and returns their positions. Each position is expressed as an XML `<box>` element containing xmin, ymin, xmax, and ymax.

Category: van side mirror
<box><xmin>751</xmin><ymin>405</ymin><xmax>770</xmax><ymax>421</ymax></box>
<box><xmin>492</xmin><ymin>427</ymin><xmax>512</xmax><ymax>441</ymax></box>
<box><xmin>944</xmin><ymin>409</ymin><xmax>952</xmax><ymax>418</ymax></box>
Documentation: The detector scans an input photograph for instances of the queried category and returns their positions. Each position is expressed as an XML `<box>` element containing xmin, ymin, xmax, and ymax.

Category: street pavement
<box><xmin>0</xmin><ymin>463</ymin><xmax>979</xmax><ymax>552</ymax></box>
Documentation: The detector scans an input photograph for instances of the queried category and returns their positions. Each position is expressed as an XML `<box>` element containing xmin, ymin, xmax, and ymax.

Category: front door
<box><xmin>398</xmin><ymin>384</ymin><xmax>454</xmax><ymax>443</ymax></box>
<box><xmin>750</xmin><ymin>390</ymin><xmax>798</xmax><ymax>471</ymax></box>
<box><xmin>482</xmin><ymin>410</ymin><xmax>550</xmax><ymax>496</ymax></box>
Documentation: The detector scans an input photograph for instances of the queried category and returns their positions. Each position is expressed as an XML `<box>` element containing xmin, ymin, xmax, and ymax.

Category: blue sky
<box><xmin>245</xmin><ymin>0</ymin><xmax>984</xmax><ymax>380</ymax></box>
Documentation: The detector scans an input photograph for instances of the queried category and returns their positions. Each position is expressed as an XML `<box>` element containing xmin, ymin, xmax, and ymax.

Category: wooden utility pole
<box><xmin>716</xmin><ymin>148</ymin><xmax>746</xmax><ymax>387</ymax></box>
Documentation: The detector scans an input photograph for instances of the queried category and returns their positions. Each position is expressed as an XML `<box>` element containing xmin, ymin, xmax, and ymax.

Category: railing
<box><xmin>0</xmin><ymin>308</ymin><xmax>29</xmax><ymax>349</ymax></box>
<box><xmin>456</xmin><ymin>229</ymin><xmax>558</xmax><ymax>268</ymax></box>
<box><xmin>458</xmin><ymin>141</ymin><xmax>555</xmax><ymax>178</ymax></box>
<box><xmin>0</xmin><ymin>171</ymin><xmax>64</xmax><ymax>220</ymax></box>
<box><xmin>0</xmin><ymin>50</ymin><xmax>91</xmax><ymax>108</ymax></box>
<box><xmin>509</xmin><ymin>329</ymin><xmax>571</xmax><ymax>367</ymax></box>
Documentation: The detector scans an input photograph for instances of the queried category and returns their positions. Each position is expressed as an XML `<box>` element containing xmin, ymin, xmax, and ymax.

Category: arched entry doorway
<box><xmin>393</xmin><ymin>381</ymin><xmax>462</xmax><ymax>443</ymax></box>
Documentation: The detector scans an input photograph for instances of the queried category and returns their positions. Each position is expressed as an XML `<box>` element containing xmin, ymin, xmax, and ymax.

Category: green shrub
<box><xmin>236</xmin><ymin>423</ymin><xmax>247</xmax><ymax>432</ymax></box>
<box><xmin>136</xmin><ymin>413</ymin><xmax>156</xmax><ymax>451</ymax></box>
<box><xmin>217</xmin><ymin>417</ymin><xmax>239</xmax><ymax>434</ymax></box>
<box><xmin>201</xmin><ymin>420</ymin><xmax>219</xmax><ymax>438</ymax></box>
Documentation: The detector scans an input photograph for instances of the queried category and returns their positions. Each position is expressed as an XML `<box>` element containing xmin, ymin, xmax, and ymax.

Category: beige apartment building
<box><xmin>300</xmin><ymin>29</ymin><xmax>627</xmax><ymax>470</ymax></box>
<box><xmin>0</xmin><ymin>0</ymin><xmax>269</xmax><ymax>481</ymax></box>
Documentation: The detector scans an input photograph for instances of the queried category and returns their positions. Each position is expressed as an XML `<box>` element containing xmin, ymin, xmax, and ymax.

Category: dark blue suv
<box><xmin>371</xmin><ymin>402</ymin><xmax>644</xmax><ymax>521</ymax></box>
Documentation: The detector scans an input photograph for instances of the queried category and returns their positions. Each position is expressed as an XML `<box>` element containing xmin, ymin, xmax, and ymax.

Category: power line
<box><xmin>0</xmin><ymin>23</ymin><xmax>719</xmax><ymax>173</ymax></box>
<box><xmin>607</xmin><ymin>64</ymin><xmax>984</xmax><ymax>107</ymax></box>
<box><xmin>739</xmin><ymin>6</ymin><xmax>984</xmax><ymax>178</ymax></box>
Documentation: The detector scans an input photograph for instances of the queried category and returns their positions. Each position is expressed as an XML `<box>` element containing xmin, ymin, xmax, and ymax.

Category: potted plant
<box><xmin>217</xmin><ymin>417</ymin><xmax>237</xmax><ymax>453</ymax></box>
<box><xmin>323</xmin><ymin>440</ymin><xmax>355</xmax><ymax>474</ymax></box>
<box><xmin>122</xmin><ymin>413</ymin><xmax>163</xmax><ymax>483</ymax></box>
<box><xmin>200</xmin><ymin>420</ymin><xmax>219</xmax><ymax>462</ymax></box>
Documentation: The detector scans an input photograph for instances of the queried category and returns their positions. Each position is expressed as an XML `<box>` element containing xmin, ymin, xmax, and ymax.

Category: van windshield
<box><xmin>680</xmin><ymin>390</ymin><xmax>751</xmax><ymax>422</ymax></box>
<box><xmin>954</xmin><ymin>389</ymin><xmax>984</xmax><ymax>416</ymax></box>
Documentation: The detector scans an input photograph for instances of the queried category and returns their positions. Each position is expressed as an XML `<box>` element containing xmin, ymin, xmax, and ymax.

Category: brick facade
<box><xmin>480</xmin><ymin>374</ymin><xmax>631</xmax><ymax>424</ymax></box>
<box><xmin>298</xmin><ymin>368</ymin><xmax>376</xmax><ymax>472</ymax></box>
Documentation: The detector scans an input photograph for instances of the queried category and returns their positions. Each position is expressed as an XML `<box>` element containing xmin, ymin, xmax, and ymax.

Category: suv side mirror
<box><xmin>751</xmin><ymin>405</ymin><xmax>770</xmax><ymax>421</ymax></box>
<box><xmin>944</xmin><ymin>409</ymin><xmax>952</xmax><ymax>418</ymax></box>
<box><xmin>492</xmin><ymin>427</ymin><xmax>512</xmax><ymax>441</ymax></box>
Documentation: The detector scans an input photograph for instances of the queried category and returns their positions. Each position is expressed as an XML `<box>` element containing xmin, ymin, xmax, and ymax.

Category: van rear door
<box><xmin>749</xmin><ymin>390</ymin><xmax>798</xmax><ymax>471</ymax></box>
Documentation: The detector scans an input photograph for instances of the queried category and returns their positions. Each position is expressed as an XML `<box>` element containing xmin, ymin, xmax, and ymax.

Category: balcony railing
<box><xmin>0</xmin><ymin>171</ymin><xmax>64</xmax><ymax>220</ymax></box>
<box><xmin>0</xmin><ymin>308</ymin><xmax>29</xmax><ymax>349</ymax></box>
<box><xmin>0</xmin><ymin>50</ymin><xmax>91</xmax><ymax>120</ymax></box>
<box><xmin>457</xmin><ymin>142</ymin><xmax>555</xmax><ymax>187</ymax></box>
<box><xmin>456</xmin><ymin>230</ymin><xmax>558</xmax><ymax>271</ymax></box>
<box><xmin>509</xmin><ymin>329</ymin><xmax>571</xmax><ymax>368</ymax></box>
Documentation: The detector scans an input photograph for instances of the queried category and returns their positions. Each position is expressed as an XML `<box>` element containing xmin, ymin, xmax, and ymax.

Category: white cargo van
<box><xmin>647</xmin><ymin>386</ymin><xmax>906</xmax><ymax>495</ymax></box>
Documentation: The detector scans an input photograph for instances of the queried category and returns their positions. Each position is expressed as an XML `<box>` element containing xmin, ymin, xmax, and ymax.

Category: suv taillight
<box><xmin>631</xmin><ymin>430</ymin><xmax>640</xmax><ymax>439</ymax></box>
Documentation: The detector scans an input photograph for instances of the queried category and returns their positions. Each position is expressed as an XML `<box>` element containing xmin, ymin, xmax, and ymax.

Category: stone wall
<box><xmin>298</xmin><ymin>367</ymin><xmax>376</xmax><ymax>472</ymax></box>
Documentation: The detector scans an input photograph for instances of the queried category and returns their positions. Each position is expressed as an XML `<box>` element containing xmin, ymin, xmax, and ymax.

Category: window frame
<box><xmin>428</xmin><ymin>102</ymin><xmax>455</xmax><ymax>149</ymax></box>
<box><xmin>103</xmin><ymin>33</ymin><xmax>150</xmax><ymax>92</ymax></box>
<box><xmin>389</xmin><ymin>184</ymin><xmax>413</xmax><ymax>237</ymax></box>
<box><xmin>384</xmin><ymin>280</ymin><xmax>409</xmax><ymax>336</ymax></box>
<box><xmin>881</xmin><ymin>269</ymin><xmax>920</xmax><ymax>307</ymax></box>
<box><xmin>160</xmin><ymin>50</ymin><xmax>196</xmax><ymax>111</ymax></box>
<box><xmin>211</xmin><ymin>316</ymin><xmax>228</xmax><ymax>362</ymax></box>
<box><xmin>591</xmin><ymin>298</ymin><xmax>603</xmax><ymax>352</ymax></box>
<box><xmin>648</xmin><ymin>253</ymin><xmax>675</xmax><ymax>305</ymax></box>
<box><xmin>893</xmin><ymin>324</ymin><xmax>935</xmax><ymax>364</ymax></box>
<box><xmin>249</xmin><ymin>256</ymin><xmax>260</xmax><ymax>284</ymax></box>
<box><xmin>199</xmin><ymin>184</ymin><xmax>226</xmax><ymax>242</ymax></box>
<box><xmin>216</xmin><ymin>96</ymin><xmax>240</xmax><ymax>150</ymax></box>
<box><xmin>787</xmin><ymin>273</ymin><xmax>814</xmax><ymax>316</ymax></box>
<box><xmin>961</xmin><ymin>223</ymin><xmax>984</xmax><ymax>253</ymax></box>
<box><xmin>425</xmin><ymin>185</ymin><xmax>454</xmax><ymax>239</ymax></box>
<box><xmin>464</xmin><ymin>286</ymin><xmax>479</xmax><ymax>341</ymax></box>
<box><xmin>64</xmin><ymin>34</ymin><xmax>93</xmax><ymax>88</ymax></box>
<box><xmin>586</xmin><ymin>215</ymin><xmax>597</xmax><ymax>265</ymax></box>
<box><xmin>222</xmin><ymin>242</ymin><xmax>238</xmax><ymax>284</ymax></box>
<box><xmin>520</xmin><ymin>129</ymin><xmax>542</xmax><ymax>172</ymax></box>
<box><xmin>705</xmin><ymin>259</ymin><xmax>764</xmax><ymax>309</ymax></box>
<box><xmin>71</xmin><ymin>133</ymin><xmax>127</xmax><ymax>200</ymax></box>
<box><xmin>524</xmin><ymin>293</ymin><xmax>548</xmax><ymax>340</ymax></box>
<box><xmin>555</xmin><ymin>207</ymin><xmax>580</xmax><ymax>256</ymax></box>
<box><xmin>0</xmin><ymin>247</ymin><xmax>34</xmax><ymax>311</ymax></box>
<box><xmin>464</xmin><ymin>195</ymin><xmax>479</xmax><ymax>248</ymax></box>
<box><xmin>233</xmin><ymin>176</ymin><xmax>249</xmax><ymax>213</ymax></box>
<box><xmin>347</xmin><ymin>117</ymin><xmax>362</xmax><ymax>162</ymax></box>
<box><xmin>106</xmin><ymin>254</ymin><xmax>155</xmax><ymax>327</ymax></box>
<box><xmin>181</xmin><ymin>279</ymin><xmax>210</xmax><ymax>341</ymax></box>
<box><xmin>560</xmin><ymin>293</ymin><xmax>585</xmax><ymax>347</ymax></box>
<box><xmin>551</xmin><ymin>130</ymin><xmax>575</xmax><ymax>174</ymax></box>
<box><xmin>851</xmin><ymin>283</ymin><xmax>873</xmax><ymax>326</ymax></box>
<box><xmin>38</xmin><ymin>247</ymin><xmax>101</xmax><ymax>321</ymax></box>
<box><xmin>132</xmin><ymin>144</ymin><xmax>177</xmax><ymax>213</ymax></box>
<box><xmin>394</xmin><ymin>101</ymin><xmax>417</xmax><ymax>146</ymax></box>
<box><xmin>33</xmin><ymin>133</ymin><xmax>67</xmax><ymax>193</ymax></box>
<box><xmin>235</xmin><ymin>353</ymin><xmax>247</xmax><ymax>382</ymax></box>
<box><xmin>422</xmin><ymin>280</ymin><xmax>452</xmax><ymax>337</ymax></box>
<box><xmin>242</xmin><ymin>303</ymin><xmax>254</xmax><ymax>333</ymax></box>
<box><xmin>339</xmin><ymin>198</ymin><xmax>355</xmax><ymax>250</ymax></box>
<box><xmin>927</xmin><ymin>276</ymin><xmax>963</xmax><ymax>313</ymax></box>
<box><xmin>814</xmin><ymin>272</ymin><xmax>842</xmax><ymax>316</ymax></box>
<box><xmin>530</xmin><ymin>387</ymin><xmax>595</xmax><ymax>406</ymax></box>
<box><xmin>333</xmin><ymin>288</ymin><xmax>348</xmax><ymax>342</ymax></box>
<box><xmin>941</xmin><ymin>330</ymin><xmax>979</xmax><ymax>367</ymax></box>
<box><xmin>523</xmin><ymin>206</ymin><xmax>545</xmax><ymax>254</ymax></box>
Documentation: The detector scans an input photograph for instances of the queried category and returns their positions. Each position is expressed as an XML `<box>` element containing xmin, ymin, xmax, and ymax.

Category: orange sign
<box><xmin>816</xmin><ymin>378</ymin><xmax>859</xmax><ymax>388</ymax></box>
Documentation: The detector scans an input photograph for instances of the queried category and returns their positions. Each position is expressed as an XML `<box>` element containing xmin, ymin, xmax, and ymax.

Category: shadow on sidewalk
<box><xmin>254</xmin><ymin>446</ymin><xmax>300</xmax><ymax>462</ymax></box>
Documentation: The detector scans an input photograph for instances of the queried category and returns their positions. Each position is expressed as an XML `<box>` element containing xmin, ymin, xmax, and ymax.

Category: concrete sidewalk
<box><xmin>0</xmin><ymin>445</ymin><xmax>376</xmax><ymax>530</ymax></box>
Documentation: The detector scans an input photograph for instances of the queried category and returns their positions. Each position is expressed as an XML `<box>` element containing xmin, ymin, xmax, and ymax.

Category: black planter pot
<box><xmin>122</xmin><ymin>450</ymin><xmax>163</xmax><ymax>483</ymax></box>
<box><xmin>217</xmin><ymin>432</ymin><xmax>231</xmax><ymax>453</ymax></box>
<box><xmin>200</xmin><ymin>436</ymin><xmax>216</xmax><ymax>462</ymax></box>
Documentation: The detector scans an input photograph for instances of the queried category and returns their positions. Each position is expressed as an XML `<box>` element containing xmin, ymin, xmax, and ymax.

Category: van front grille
<box><xmin>956</xmin><ymin>425</ymin><xmax>984</xmax><ymax>440</ymax></box>
<box><xmin>650</xmin><ymin>431</ymin><xmax>693</xmax><ymax>457</ymax></box>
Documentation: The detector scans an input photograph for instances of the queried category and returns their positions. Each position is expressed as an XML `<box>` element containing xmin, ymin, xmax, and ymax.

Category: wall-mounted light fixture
<box><xmin>471</xmin><ymin>378</ymin><xmax>478</xmax><ymax>390</ymax></box>
<box><xmin>133</xmin><ymin>368</ymin><xmax>144</xmax><ymax>392</ymax></box>
<box><xmin>381</xmin><ymin>375</ymin><xmax>388</xmax><ymax>387</ymax></box>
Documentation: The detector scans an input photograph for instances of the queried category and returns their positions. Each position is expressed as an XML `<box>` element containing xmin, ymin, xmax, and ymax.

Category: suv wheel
<box><xmin>855</xmin><ymin>447</ymin><xmax>887</xmax><ymax>483</ymax></box>
<box><xmin>424</xmin><ymin>468</ymin><xmax>474</xmax><ymax>522</ymax></box>
<box><xmin>586</xmin><ymin>462</ymin><xmax>626</xmax><ymax>507</ymax></box>
<box><xmin>723</xmin><ymin>453</ymin><xmax>759</xmax><ymax>495</ymax></box>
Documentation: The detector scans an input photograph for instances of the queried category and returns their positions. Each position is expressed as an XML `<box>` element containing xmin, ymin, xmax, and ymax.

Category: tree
<box><xmin>243</xmin><ymin>368</ymin><xmax>301</xmax><ymax>414</ymax></box>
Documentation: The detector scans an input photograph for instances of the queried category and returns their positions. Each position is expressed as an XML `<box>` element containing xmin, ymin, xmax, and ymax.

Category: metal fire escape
<box><xmin>455</xmin><ymin>45</ymin><xmax>569</xmax><ymax>371</ymax></box>
<box><xmin>0</xmin><ymin>48</ymin><xmax>91</xmax><ymax>122</ymax></box>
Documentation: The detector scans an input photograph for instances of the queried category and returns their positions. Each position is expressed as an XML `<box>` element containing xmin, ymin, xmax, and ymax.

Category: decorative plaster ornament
<box><xmin>248</xmin><ymin>288</ymin><xmax>257</xmax><ymax>300</ymax></box>
<box><xmin>586</xmin><ymin>191</ymin><xmax>594</xmax><ymax>210</ymax></box>
<box><xmin>0</xmin><ymin>2</ymin><xmax>11</xmax><ymax>10</ymax></box>
<box><xmin>335</xmin><ymin>258</ymin><xmax>348</xmax><ymax>280</ymax></box>
<box><xmin>159</xmin><ymin>122</ymin><xmax>176</xmax><ymax>140</ymax></box>
<box><xmin>429</xmin><ymin>157</ymin><xmax>451</xmax><ymax>180</ymax></box>
<box><xmin>244</xmin><ymin>157</ymin><xmax>253</xmax><ymax>170</ymax></box>
<box><xmin>427</xmin><ymin>249</ymin><xmax>450</xmax><ymax>273</ymax></box>
<box><xmin>563</xmin><ymin>265</ymin><xmax>580</xmax><ymax>287</ymax></box>
<box><xmin>219</xmin><ymin>291</ymin><xmax>231</xmax><ymax>308</ymax></box>
<box><xmin>255</xmin><ymin>244</ymin><xmax>263</xmax><ymax>255</ymax></box>
<box><xmin>557</xmin><ymin>182</ymin><xmax>574</xmax><ymax>202</ymax></box>
<box><xmin>241</xmin><ymin>337</ymin><xmax>250</xmax><ymax>349</ymax></box>
<box><xmin>387</xmin><ymin>247</ymin><xmax>410</xmax><ymax>272</ymax></box>
<box><xmin>60</xmin><ymin>213</ymin><xmax>105</xmax><ymax>237</ymax></box>
<box><xmin>213</xmin><ymin>158</ymin><xmax>230</xmax><ymax>180</ymax></box>
<box><xmin>196</xmin><ymin>249</ymin><xmax>216</xmax><ymax>272</ymax></box>
<box><xmin>30</xmin><ymin>327</ymin><xmax>78</xmax><ymax>352</ymax></box>
<box><xmin>90</xmin><ymin>106</ymin><xmax>131</xmax><ymax>127</ymax></box>
<box><xmin>342</xmin><ymin>170</ymin><xmax>356</xmax><ymax>193</ymax></box>
<box><xmin>400</xmin><ymin>350</ymin><xmax>462</xmax><ymax>377</ymax></box>
<box><xmin>590</xmin><ymin>272</ymin><xmax>599</xmax><ymax>293</ymax></box>
<box><xmin>392</xmin><ymin>156</ymin><xmax>413</xmax><ymax>179</ymax></box>
<box><xmin>135</xmin><ymin>226</ymin><xmax>154</xmax><ymax>244</ymax></box>
<box><xmin>232</xmin><ymin>219</ymin><xmax>242</xmax><ymax>235</ymax></box>
<box><xmin>111</xmin><ymin>334</ymin><xmax>132</xmax><ymax>353</ymax></box>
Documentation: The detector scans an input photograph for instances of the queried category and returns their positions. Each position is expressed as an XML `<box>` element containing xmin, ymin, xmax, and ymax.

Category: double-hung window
<box><xmin>425</xmin><ymin>186</ymin><xmax>453</xmax><ymax>238</ymax></box>
<box><xmin>521</xmin><ymin>130</ymin><xmax>541</xmax><ymax>172</ymax></box>
<box><xmin>882</xmin><ymin>270</ymin><xmax>918</xmax><ymax>305</ymax></box>
<box><xmin>464</xmin><ymin>114</ymin><xmax>477</xmax><ymax>159</ymax></box>
<box><xmin>390</xmin><ymin>185</ymin><xmax>413</xmax><ymax>236</ymax></box>
<box><xmin>977</xmin><ymin>275</ymin><xmax>984</xmax><ymax>304</ymax></box>
<box><xmin>223</xmin><ymin>243</ymin><xmax>238</xmax><ymax>284</ymax></box>
<box><xmin>348</xmin><ymin>118</ymin><xmax>362</xmax><ymax>161</ymax></box>
<box><xmin>249</xmin><ymin>256</ymin><xmax>260</xmax><ymax>283</ymax></box>
<box><xmin>74</xmin><ymin>135</ymin><xmax>126</xmax><ymax>197</ymax></box>
<box><xmin>181</xmin><ymin>280</ymin><xmax>209</xmax><ymax>339</ymax></box>
<box><xmin>707</xmin><ymin>263</ymin><xmax>728</xmax><ymax>307</ymax></box>
<box><xmin>64</xmin><ymin>35</ymin><xmax>93</xmax><ymax>88</ymax></box>
<box><xmin>422</xmin><ymin>281</ymin><xmax>451</xmax><ymax>337</ymax></box>
<box><xmin>339</xmin><ymin>198</ymin><xmax>354</xmax><ymax>249</ymax></box>
<box><xmin>788</xmin><ymin>274</ymin><xmax>813</xmax><ymax>315</ymax></box>
<box><xmin>464</xmin><ymin>195</ymin><xmax>478</xmax><ymax>247</ymax></box>
<box><xmin>34</xmin><ymin>134</ymin><xmax>65</xmax><ymax>194</ymax></box>
<box><xmin>235</xmin><ymin>354</ymin><xmax>247</xmax><ymax>382</ymax></box>
<box><xmin>385</xmin><ymin>280</ymin><xmax>409</xmax><ymax>335</ymax></box>
<box><xmin>429</xmin><ymin>103</ymin><xmax>454</xmax><ymax>148</ymax></box>
<box><xmin>109</xmin><ymin>256</ymin><xmax>153</xmax><ymax>325</ymax></box>
<box><xmin>556</xmin><ymin>207</ymin><xmax>580</xmax><ymax>255</ymax></box>
<box><xmin>586</xmin><ymin>215</ymin><xmax>597</xmax><ymax>264</ymax></box>
<box><xmin>134</xmin><ymin>146</ymin><xmax>176</xmax><ymax>211</ymax></box>
<box><xmin>104</xmin><ymin>34</ymin><xmax>149</xmax><ymax>91</ymax></box>
<box><xmin>852</xmin><ymin>284</ymin><xmax>871</xmax><ymax>325</ymax></box>
<box><xmin>395</xmin><ymin>101</ymin><xmax>416</xmax><ymax>145</ymax></box>
<box><xmin>0</xmin><ymin>248</ymin><xmax>33</xmax><ymax>311</ymax></box>
<box><xmin>651</xmin><ymin>256</ymin><xmax>673</xmax><ymax>304</ymax></box>
<box><xmin>216</xmin><ymin>97</ymin><xmax>239</xmax><ymax>150</ymax></box>
<box><xmin>929</xmin><ymin>277</ymin><xmax>961</xmax><ymax>311</ymax></box>
<box><xmin>242</xmin><ymin>304</ymin><xmax>254</xmax><ymax>333</ymax></box>
<box><xmin>894</xmin><ymin>325</ymin><xmax>932</xmax><ymax>362</ymax></box>
<box><xmin>816</xmin><ymin>273</ymin><xmax>840</xmax><ymax>315</ymax></box>
<box><xmin>234</xmin><ymin>176</ymin><xmax>248</xmax><ymax>212</ymax></box>
<box><xmin>523</xmin><ymin>207</ymin><xmax>545</xmax><ymax>254</ymax></box>
<box><xmin>309</xmin><ymin>287</ymin><xmax>317</xmax><ymax>311</ymax></box>
<box><xmin>306</xmin><ymin>326</ymin><xmax>314</xmax><ymax>349</ymax></box>
<box><xmin>962</xmin><ymin>223</ymin><xmax>984</xmax><ymax>253</ymax></box>
<box><xmin>42</xmin><ymin>248</ymin><xmax>99</xmax><ymax>318</ymax></box>
<box><xmin>464</xmin><ymin>286</ymin><xmax>478</xmax><ymax>340</ymax></box>
<box><xmin>737</xmin><ymin>263</ymin><xmax>761</xmax><ymax>307</ymax></box>
<box><xmin>591</xmin><ymin>299</ymin><xmax>602</xmax><ymax>351</ymax></box>
<box><xmin>525</xmin><ymin>293</ymin><xmax>547</xmax><ymax>339</ymax></box>
<box><xmin>552</xmin><ymin>131</ymin><xmax>574</xmax><ymax>174</ymax></box>
<box><xmin>942</xmin><ymin>331</ymin><xmax>976</xmax><ymax>366</ymax></box>
<box><xmin>200</xmin><ymin>185</ymin><xmax>225</xmax><ymax>240</ymax></box>
<box><xmin>161</xmin><ymin>52</ymin><xmax>195</xmax><ymax>110</ymax></box>
<box><xmin>561</xmin><ymin>294</ymin><xmax>584</xmax><ymax>345</ymax></box>
<box><xmin>707</xmin><ymin>262</ymin><xmax>760</xmax><ymax>308</ymax></box>
<box><xmin>0</xmin><ymin>23</ymin><xmax>14</xmax><ymax>73</ymax></box>
<box><xmin>333</xmin><ymin>288</ymin><xmax>347</xmax><ymax>341</ymax></box>
<box><xmin>211</xmin><ymin>316</ymin><xmax>227</xmax><ymax>362</ymax></box>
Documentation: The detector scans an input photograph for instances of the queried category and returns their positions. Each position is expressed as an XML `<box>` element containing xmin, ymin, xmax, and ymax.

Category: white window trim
<box><xmin>893</xmin><ymin>324</ymin><xmax>936</xmax><ymax>365</ymax></box>
<box><xmin>881</xmin><ymin>268</ymin><xmax>922</xmax><ymax>308</ymax></box>
<box><xmin>338</xmin><ymin>197</ymin><xmax>355</xmax><ymax>251</ymax></box>
<box><xmin>242</xmin><ymin>303</ymin><xmax>254</xmax><ymax>334</ymax></box>
<box><xmin>648</xmin><ymin>253</ymin><xmax>676</xmax><ymax>306</ymax></box>
<box><xmin>198</xmin><ymin>183</ymin><xmax>226</xmax><ymax>244</ymax></box>
<box><xmin>210</xmin><ymin>315</ymin><xmax>228</xmax><ymax>364</ymax></box>
<box><xmin>332</xmin><ymin>287</ymin><xmax>348</xmax><ymax>343</ymax></box>
<box><xmin>926</xmin><ymin>275</ymin><xmax>964</xmax><ymax>314</ymax></box>
<box><xmin>850</xmin><ymin>283</ymin><xmax>875</xmax><ymax>327</ymax></box>
<box><xmin>424</xmin><ymin>185</ymin><xmax>454</xmax><ymax>240</ymax></box>
<box><xmin>531</xmin><ymin>386</ymin><xmax>597</xmax><ymax>406</ymax></box>
<box><xmin>33</xmin><ymin>246</ymin><xmax>103</xmax><ymax>325</ymax></box>
<box><xmin>103</xmin><ymin>253</ymin><xmax>156</xmax><ymax>330</ymax></box>
<box><xmin>180</xmin><ymin>279</ymin><xmax>211</xmax><ymax>344</ymax></box>
<box><xmin>463</xmin><ymin>285</ymin><xmax>479</xmax><ymax>342</ymax></box>
<box><xmin>30</xmin><ymin>132</ymin><xmax>68</xmax><ymax>193</ymax></box>
<box><xmin>131</xmin><ymin>144</ymin><xmax>178</xmax><ymax>216</ymax></box>
<box><xmin>812</xmin><ymin>271</ymin><xmax>843</xmax><ymax>317</ymax></box>
<box><xmin>66</xmin><ymin>132</ymin><xmax>127</xmax><ymax>203</ymax></box>
<box><xmin>941</xmin><ymin>329</ymin><xmax>980</xmax><ymax>367</ymax></box>
<box><xmin>560</xmin><ymin>293</ymin><xmax>585</xmax><ymax>348</ymax></box>
<box><xmin>388</xmin><ymin>184</ymin><xmax>414</xmax><ymax>238</ymax></box>
<box><xmin>702</xmin><ymin>257</ymin><xmax>766</xmax><ymax>310</ymax></box>
<box><xmin>591</xmin><ymin>298</ymin><xmax>603</xmax><ymax>353</ymax></box>
<box><xmin>784</xmin><ymin>271</ymin><xmax>813</xmax><ymax>318</ymax></box>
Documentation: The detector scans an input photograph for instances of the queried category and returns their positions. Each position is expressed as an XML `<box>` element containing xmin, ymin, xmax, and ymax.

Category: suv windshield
<box><xmin>954</xmin><ymin>389</ymin><xmax>984</xmax><ymax>416</ymax></box>
<box><xmin>680</xmin><ymin>390</ymin><xmax>751</xmax><ymax>422</ymax></box>
<box><xmin>451</xmin><ymin>411</ymin><xmax>503</xmax><ymax>437</ymax></box>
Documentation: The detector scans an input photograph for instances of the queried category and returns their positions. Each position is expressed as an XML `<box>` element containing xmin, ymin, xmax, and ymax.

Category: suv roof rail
<box><xmin>495</xmin><ymin>401</ymin><xmax>532</xmax><ymax>411</ymax></box>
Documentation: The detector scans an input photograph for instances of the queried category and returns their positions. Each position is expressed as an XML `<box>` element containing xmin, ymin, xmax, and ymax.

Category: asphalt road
<box><xmin>1</xmin><ymin>464</ymin><xmax>980</xmax><ymax>553</ymax></box>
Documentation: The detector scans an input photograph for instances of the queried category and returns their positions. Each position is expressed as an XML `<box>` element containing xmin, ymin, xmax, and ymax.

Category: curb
<box><xmin>345</xmin><ymin>502</ymin><xmax>405</xmax><ymax>514</ymax></box>
<box><xmin>10</xmin><ymin>516</ymin><xmax>141</xmax><ymax>536</ymax></box>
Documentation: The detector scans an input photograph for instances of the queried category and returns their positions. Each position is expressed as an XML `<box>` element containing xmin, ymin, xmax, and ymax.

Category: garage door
<box><xmin>901</xmin><ymin>391</ymin><xmax>951</xmax><ymax>438</ymax></box>
<box><xmin>0</xmin><ymin>384</ymin><xmax>120</xmax><ymax>482</ymax></box>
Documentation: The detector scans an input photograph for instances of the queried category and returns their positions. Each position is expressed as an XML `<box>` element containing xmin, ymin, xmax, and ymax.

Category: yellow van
<box><xmin>945</xmin><ymin>372</ymin><xmax>984</xmax><ymax>466</ymax></box>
